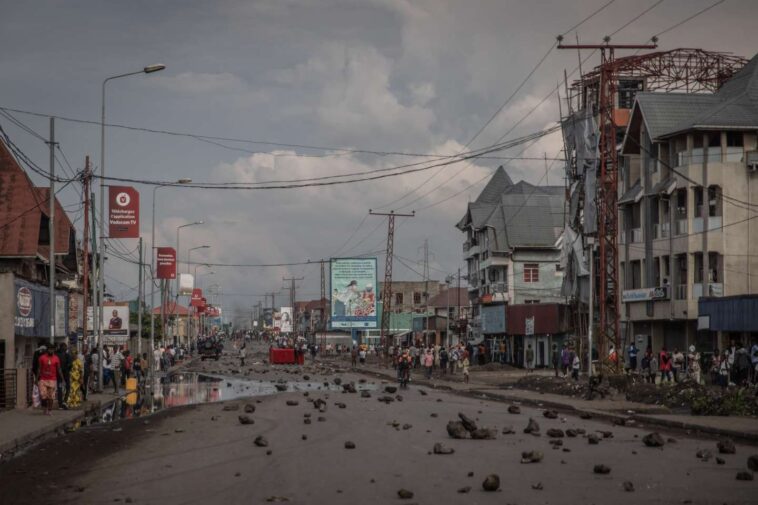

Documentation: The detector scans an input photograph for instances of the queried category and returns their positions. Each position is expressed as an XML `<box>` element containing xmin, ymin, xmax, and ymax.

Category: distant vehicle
<box><xmin>199</xmin><ymin>340</ymin><xmax>221</xmax><ymax>361</ymax></box>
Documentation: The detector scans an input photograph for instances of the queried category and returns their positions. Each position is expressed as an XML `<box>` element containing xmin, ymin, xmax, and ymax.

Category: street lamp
<box><xmin>149</xmin><ymin>178</ymin><xmax>191</xmax><ymax>368</ymax></box>
<box><xmin>188</xmin><ymin>245</ymin><xmax>211</xmax><ymax>273</ymax></box>
<box><xmin>176</xmin><ymin>221</ymin><xmax>203</xmax><ymax>296</ymax></box>
<box><xmin>97</xmin><ymin>63</ymin><xmax>165</xmax><ymax>389</ymax></box>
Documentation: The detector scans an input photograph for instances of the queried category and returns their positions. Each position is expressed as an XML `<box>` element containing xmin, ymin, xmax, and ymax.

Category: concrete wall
<box><xmin>0</xmin><ymin>272</ymin><xmax>14</xmax><ymax>370</ymax></box>
<box><xmin>510</xmin><ymin>250</ymin><xmax>564</xmax><ymax>305</ymax></box>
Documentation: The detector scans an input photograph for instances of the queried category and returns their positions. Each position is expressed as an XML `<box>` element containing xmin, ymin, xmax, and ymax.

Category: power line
<box><xmin>652</xmin><ymin>0</ymin><xmax>727</xmax><ymax>39</ymax></box>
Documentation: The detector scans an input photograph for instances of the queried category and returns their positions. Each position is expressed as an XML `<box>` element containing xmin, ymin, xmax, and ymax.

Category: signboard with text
<box><xmin>108</xmin><ymin>186</ymin><xmax>140</xmax><ymax>238</ymax></box>
<box><xmin>330</xmin><ymin>258</ymin><xmax>377</xmax><ymax>329</ymax></box>
<box><xmin>156</xmin><ymin>247</ymin><xmax>177</xmax><ymax>279</ymax></box>
<box><xmin>621</xmin><ymin>286</ymin><xmax>669</xmax><ymax>303</ymax></box>
<box><xmin>103</xmin><ymin>305</ymin><xmax>129</xmax><ymax>338</ymax></box>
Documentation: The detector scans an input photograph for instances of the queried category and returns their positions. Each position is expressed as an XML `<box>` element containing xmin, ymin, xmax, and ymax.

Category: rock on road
<box><xmin>1</xmin><ymin>358</ymin><xmax>756</xmax><ymax>505</ymax></box>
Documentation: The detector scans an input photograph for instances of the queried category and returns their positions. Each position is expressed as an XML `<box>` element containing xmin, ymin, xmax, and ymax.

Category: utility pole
<box><xmin>422</xmin><ymin>239</ymin><xmax>430</xmax><ymax>347</ymax></box>
<box><xmin>137</xmin><ymin>237</ymin><xmax>143</xmax><ymax>355</ymax></box>
<box><xmin>82</xmin><ymin>157</ymin><xmax>91</xmax><ymax>351</ymax></box>
<box><xmin>369</xmin><ymin>210</ymin><xmax>415</xmax><ymax>364</ymax></box>
<box><xmin>90</xmin><ymin>185</ymin><xmax>101</xmax><ymax>390</ymax></box>
<box><xmin>47</xmin><ymin>117</ymin><xmax>57</xmax><ymax>346</ymax></box>
<box><xmin>320</xmin><ymin>260</ymin><xmax>327</xmax><ymax>348</ymax></box>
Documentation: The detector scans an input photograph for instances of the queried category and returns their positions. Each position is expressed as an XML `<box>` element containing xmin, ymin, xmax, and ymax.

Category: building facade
<box><xmin>619</xmin><ymin>53</ymin><xmax>758</xmax><ymax>353</ymax></box>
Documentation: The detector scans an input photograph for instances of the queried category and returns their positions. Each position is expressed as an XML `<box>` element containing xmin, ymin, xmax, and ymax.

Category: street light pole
<box><xmin>176</xmin><ymin>221</ymin><xmax>203</xmax><ymax>297</ymax></box>
<box><xmin>99</xmin><ymin>63</ymin><xmax>165</xmax><ymax>390</ymax></box>
<box><xmin>149</xmin><ymin>178</ymin><xmax>190</xmax><ymax>373</ymax></box>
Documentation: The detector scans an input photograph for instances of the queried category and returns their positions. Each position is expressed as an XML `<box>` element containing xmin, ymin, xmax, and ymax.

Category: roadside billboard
<box><xmin>108</xmin><ymin>186</ymin><xmax>140</xmax><ymax>238</ymax></box>
<box><xmin>103</xmin><ymin>304</ymin><xmax>129</xmax><ymax>338</ymax></box>
<box><xmin>156</xmin><ymin>247</ymin><xmax>177</xmax><ymax>279</ymax></box>
<box><xmin>280</xmin><ymin>307</ymin><xmax>293</xmax><ymax>333</ymax></box>
<box><xmin>330</xmin><ymin>258</ymin><xmax>377</xmax><ymax>329</ymax></box>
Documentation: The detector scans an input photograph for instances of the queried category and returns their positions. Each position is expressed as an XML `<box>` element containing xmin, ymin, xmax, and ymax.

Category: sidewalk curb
<box><xmin>348</xmin><ymin>365</ymin><xmax>758</xmax><ymax>445</ymax></box>
<box><xmin>1</xmin><ymin>358</ymin><xmax>198</xmax><ymax>462</ymax></box>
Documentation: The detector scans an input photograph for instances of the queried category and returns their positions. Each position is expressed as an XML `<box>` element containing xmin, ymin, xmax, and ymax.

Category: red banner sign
<box><xmin>156</xmin><ymin>247</ymin><xmax>177</xmax><ymax>279</ymax></box>
<box><xmin>190</xmin><ymin>288</ymin><xmax>203</xmax><ymax>307</ymax></box>
<box><xmin>108</xmin><ymin>186</ymin><xmax>140</xmax><ymax>238</ymax></box>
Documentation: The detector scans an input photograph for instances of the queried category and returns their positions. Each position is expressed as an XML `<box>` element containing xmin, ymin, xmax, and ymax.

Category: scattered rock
<box><xmin>643</xmin><ymin>432</ymin><xmax>665</xmax><ymax>448</ymax></box>
<box><xmin>531</xmin><ymin>482</ymin><xmax>543</xmax><ymax>491</ymax></box>
<box><xmin>433</xmin><ymin>443</ymin><xmax>455</xmax><ymax>455</ymax></box>
<box><xmin>342</xmin><ymin>383</ymin><xmax>357</xmax><ymax>394</ymax></box>
<box><xmin>467</xmin><ymin>471</ymin><xmax>474</xmax><ymax>477</ymax></box>
<box><xmin>696</xmin><ymin>449</ymin><xmax>713</xmax><ymax>461</ymax></box>
<box><xmin>275</xmin><ymin>384</ymin><xmax>287</xmax><ymax>392</ymax></box>
<box><xmin>623</xmin><ymin>481</ymin><xmax>635</xmax><ymax>492</ymax></box>
<box><xmin>385</xmin><ymin>385</ymin><xmax>397</xmax><ymax>394</ymax></box>
<box><xmin>286</xmin><ymin>400</ymin><xmax>299</xmax><ymax>406</ymax></box>
<box><xmin>736</xmin><ymin>471</ymin><xmax>754</xmax><ymax>481</ymax></box>
<box><xmin>254</xmin><ymin>436</ymin><xmax>269</xmax><ymax>447</ymax></box>
<box><xmin>716</xmin><ymin>457</ymin><xmax>726</xmax><ymax>465</ymax></box>
<box><xmin>223</xmin><ymin>404</ymin><xmax>239</xmax><ymax>411</ymax></box>
<box><xmin>507</xmin><ymin>405</ymin><xmax>521</xmax><ymax>414</ymax></box>
<box><xmin>521</xmin><ymin>450</ymin><xmax>543</xmax><ymax>464</ymax></box>
<box><xmin>747</xmin><ymin>455</ymin><xmax>758</xmax><ymax>472</ymax></box>
<box><xmin>458</xmin><ymin>413</ymin><xmax>478</xmax><ymax>432</ymax></box>
<box><xmin>419</xmin><ymin>389</ymin><xmax>428</xmax><ymax>396</ymax></box>
<box><xmin>238</xmin><ymin>415</ymin><xmax>254</xmax><ymax>425</ymax></box>
<box><xmin>318</xmin><ymin>416</ymin><xmax>326</xmax><ymax>422</ymax></box>
<box><xmin>303</xmin><ymin>375</ymin><xmax>310</xmax><ymax>380</ymax></box>
<box><xmin>430</xmin><ymin>413</ymin><xmax>438</xmax><ymax>418</ymax></box>
<box><xmin>547</xmin><ymin>428</ymin><xmax>564</xmax><ymax>438</ymax></box>
<box><xmin>402</xmin><ymin>424</ymin><xmax>412</xmax><ymax>430</ymax></box>
<box><xmin>717</xmin><ymin>439</ymin><xmax>736</xmax><ymax>454</ymax></box>
<box><xmin>523</xmin><ymin>418</ymin><xmax>540</xmax><ymax>435</ymax></box>
<box><xmin>501</xmin><ymin>426</ymin><xmax>515</xmax><ymax>435</ymax></box>
<box><xmin>266</xmin><ymin>450</ymin><xmax>272</xmax><ymax>455</ymax></box>
<box><xmin>457</xmin><ymin>486</ymin><xmax>471</xmax><ymax>493</ymax></box>
<box><xmin>549</xmin><ymin>439</ymin><xmax>563</xmax><ymax>447</ymax></box>
<box><xmin>360</xmin><ymin>390</ymin><xmax>371</xmax><ymax>398</ymax></box>
<box><xmin>335</xmin><ymin>402</ymin><xmax>347</xmax><ymax>409</ymax></box>
<box><xmin>174</xmin><ymin>428</ymin><xmax>185</xmax><ymax>433</ymax></box>
<box><xmin>593</xmin><ymin>464</ymin><xmax>611</xmax><ymax>475</ymax></box>
<box><xmin>377</xmin><ymin>396</ymin><xmax>395</xmax><ymax>404</ymax></box>
<box><xmin>395</xmin><ymin>395</ymin><xmax>403</xmax><ymax>402</ymax></box>
<box><xmin>344</xmin><ymin>441</ymin><xmax>356</xmax><ymax>449</ymax></box>
<box><xmin>301</xmin><ymin>434</ymin><xmax>307</xmax><ymax>440</ymax></box>
<box><xmin>482</xmin><ymin>474</ymin><xmax>500</xmax><ymax>492</ymax></box>
<box><xmin>471</xmin><ymin>428</ymin><xmax>497</xmax><ymax>440</ymax></box>
<box><xmin>397</xmin><ymin>489</ymin><xmax>414</xmax><ymax>499</ymax></box>
<box><xmin>566</xmin><ymin>429</ymin><xmax>578</xmax><ymax>438</ymax></box>
<box><xmin>580</xmin><ymin>412</ymin><xmax>592</xmax><ymax>419</ymax></box>
<box><xmin>333</xmin><ymin>378</ymin><xmax>342</xmax><ymax>386</ymax></box>
<box><xmin>599</xmin><ymin>430</ymin><xmax>613</xmax><ymax>439</ymax></box>
<box><xmin>303</xmin><ymin>418</ymin><xmax>311</xmax><ymax>425</ymax></box>
<box><xmin>543</xmin><ymin>409</ymin><xmax>558</xmax><ymax>419</ymax></box>
<box><xmin>244</xmin><ymin>404</ymin><xmax>255</xmax><ymax>413</ymax></box>
<box><xmin>447</xmin><ymin>421</ymin><xmax>468</xmax><ymax>439</ymax></box>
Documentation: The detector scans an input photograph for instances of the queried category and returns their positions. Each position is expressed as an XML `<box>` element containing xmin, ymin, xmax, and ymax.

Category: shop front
<box><xmin>507</xmin><ymin>303</ymin><xmax>571</xmax><ymax>368</ymax></box>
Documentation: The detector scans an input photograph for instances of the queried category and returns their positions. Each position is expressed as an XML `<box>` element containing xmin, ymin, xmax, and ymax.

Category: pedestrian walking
<box><xmin>423</xmin><ymin>349</ymin><xmax>434</xmax><ymax>379</ymax></box>
<box><xmin>627</xmin><ymin>341</ymin><xmax>638</xmax><ymax>373</ymax></box>
<box><xmin>641</xmin><ymin>351</ymin><xmax>651</xmax><ymax>383</ymax></box>
<box><xmin>450</xmin><ymin>346</ymin><xmax>459</xmax><ymax>375</ymax></box>
<box><xmin>37</xmin><ymin>346</ymin><xmax>63</xmax><ymax>415</ymax></box>
<box><xmin>551</xmin><ymin>344</ymin><xmax>560</xmax><ymax>377</ymax></box>
<box><xmin>687</xmin><ymin>345</ymin><xmax>701</xmax><ymax>384</ymax></box>
<box><xmin>66</xmin><ymin>353</ymin><xmax>84</xmax><ymax>408</ymax></box>
<box><xmin>718</xmin><ymin>349</ymin><xmax>730</xmax><ymax>388</ymax></box>
<box><xmin>560</xmin><ymin>344</ymin><xmax>570</xmax><ymax>377</ymax></box>
<box><xmin>659</xmin><ymin>347</ymin><xmax>672</xmax><ymax>383</ymax></box>
<box><xmin>111</xmin><ymin>347</ymin><xmax>123</xmax><ymax>395</ymax></box>
<box><xmin>439</xmin><ymin>347</ymin><xmax>449</xmax><ymax>375</ymax></box>
<box><xmin>571</xmin><ymin>352</ymin><xmax>580</xmax><ymax>381</ymax></box>
<box><xmin>56</xmin><ymin>343</ymin><xmax>72</xmax><ymax>409</ymax></box>
<box><xmin>462</xmin><ymin>353</ymin><xmax>470</xmax><ymax>384</ymax></box>
<box><xmin>672</xmin><ymin>348</ymin><xmax>684</xmax><ymax>382</ymax></box>
<box><xmin>239</xmin><ymin>344</ymin><xmax>247</xmax><ymax>367</ymax></box>
<box><xmin>350</xmin><ymin>346</ymin><xmax>358</xmax><ymax>368</ymax></box>
<box><xmin>358</xmin><ymin>347</ymin><xmax>367</xmax><ymax>365</ymax></box>
<box><xmin>525</xmin><ymin>344</ymin><xmax>535</xmax><ymax>374</ymax></box>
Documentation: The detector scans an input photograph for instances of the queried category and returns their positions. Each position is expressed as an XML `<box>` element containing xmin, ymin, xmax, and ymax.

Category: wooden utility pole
<box><xmin>82</xmin><ymin>157</ymin><xmax>91</xmax><ymax>348</ymax></box>
<box><xmin>369</xmin><ymin>210</ymin><xmax>414</xmax><ymax>364</ymax></box>
<box><xmin>47</xmin><ymin>117</ymin><xmax>57</xmax><ymax>345</ymax></box>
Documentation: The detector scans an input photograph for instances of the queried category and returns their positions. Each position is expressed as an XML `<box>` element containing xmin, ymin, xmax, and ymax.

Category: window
<box><xmin>555</xmin><ymin>263</ymin><xmax>563</xmax><ymax>272</ymax></box>
<box><xmin>413</xmin><ymin>292</ymin><xmax>421</xmax><ymax>304</ymax></box>
<box><xmin>726</xmin><ymin>132</ymin><xmax>743</xmax><ymax>147</ymax></box>
<box><xmin>395</xmin><ymin>293</ymin><xmax>404</xmax><ymax>306</ymax></box>
<box><xmin>523</xmin><ymin>264</ymin><xmax>539</xmax><ymax>283</ymax></box>
<box><xmin>524</xmin><ymin>299</ymin><xmax>540</xmax><ymax>304</ymax></box>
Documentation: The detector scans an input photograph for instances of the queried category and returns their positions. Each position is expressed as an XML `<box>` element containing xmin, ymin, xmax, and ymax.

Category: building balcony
<box><xmin>632</xmin><ymin>228</ymin><xmax>643</xmax><ymax>243</ymax></box>
<box><xmin>675</xmin><ymin>284</ymin><xmax>688</xmax><ymax>300</ymax></box>
<box><xmin>675</xmin><ymin>218</ymin><xmax>688</xmax><ymax>236</ymax></box>
<box><xmin>708</xmin><ymin>216</ymin><xmax>722</xmax><ymax>231</ymax></box>
<box><xmin>694</xmin><ymin>282</ymin><xmax>723</xmax><ymax>298</ymax></box>
<box><xmin>653</xmin><ymin>222</ymin><xmax>670</xmax><ymax>239</ymax></box>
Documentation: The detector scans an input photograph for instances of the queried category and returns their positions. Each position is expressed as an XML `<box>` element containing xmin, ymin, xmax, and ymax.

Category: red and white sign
<box><xmin>108</xmin><ymin>186</ymin><xmax>140</xmax><ymax>238</ymax></box>
<box><xmin>17</xmin><ymin>287</ymin><xmax>32</xmax><ymax>317</ymax></box>
<box><xmin>190</xmin><ymin>288</ymin><xmax>203</xmax><ymax>307</ymax></box>
<box><xmin>156</xmin><ymin>247</ymin><xmax>177</xmax><ymax>279</ymax></box>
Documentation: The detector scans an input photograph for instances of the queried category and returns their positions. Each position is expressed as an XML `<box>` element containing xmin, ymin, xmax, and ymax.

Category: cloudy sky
<box><xmin>1</xmin><ymin>0</ymin><xmax>756</xmax><ymax>322</ymax></box>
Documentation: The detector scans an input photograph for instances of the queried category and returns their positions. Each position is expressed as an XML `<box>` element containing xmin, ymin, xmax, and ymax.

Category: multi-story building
<box><xmin>619</xmin><ymin>53</ymin><xmax>758</xmax><ymax>352</ymax></box>
<box><xmin>456</xmin><ymin>166</ymin><xmax>565</xmax><ymax>345</ymax></box>
<box><xmin>378</xmin><ymin>280</ymin><xmax>441</xmax><ymax>314</ymax></box>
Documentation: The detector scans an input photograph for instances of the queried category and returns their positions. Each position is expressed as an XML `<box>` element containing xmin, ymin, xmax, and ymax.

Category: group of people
<box><xmin>390</xmin><ymin>343</ymin><xmax>472</xmax><ymax>382</ymax></box>
<box><xmin>32</xmin><ymin>343</ymin><xmax>79</xmax><ymax>415</ymax></box>
<box><xmin>550</xmin><ymin>343</ymin><xmax>581</xmax><ymax>380</ymax></box>
<box><xmin>708</xmin><ymin>340</ymin><xmax>758</xmax><ymax>387</ymax></box>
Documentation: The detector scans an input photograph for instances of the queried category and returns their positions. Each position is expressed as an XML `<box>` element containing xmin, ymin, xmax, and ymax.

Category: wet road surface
<box><xmin>1</xmin><ymin>350</ymin><xmax>756</xmax><ymax>505</ymax></box>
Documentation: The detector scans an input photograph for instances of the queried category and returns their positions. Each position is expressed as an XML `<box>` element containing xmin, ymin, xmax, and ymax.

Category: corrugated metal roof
<box><xmin>498</xmin><ymin>183</ymin><xmax>564</xmax><ymax>248</ymax></box>
<box><xmin>0</xmin><ymin>140</ymin><xmax>74</xmax><ymax>258</ymax></box>
<box><xmin>475</xmin><ymin>165</ymin><xmax>513</xmax><ymax>204</ymax></box>
<box><xmin>634</xmin><ymin>93</ymin><xmax>719</xmax><ymax>140</ymax></box>
<box><xmin>619</xmin><ymin>179</ymin><xmax>642</xmax><ymax>204</ymax></box>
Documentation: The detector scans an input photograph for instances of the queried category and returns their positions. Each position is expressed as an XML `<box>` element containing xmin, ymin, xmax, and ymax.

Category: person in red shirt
<box><xmin>38</xmin><ymin>346</ymin><xmax>63</xmax><ymax>415</ymax></box>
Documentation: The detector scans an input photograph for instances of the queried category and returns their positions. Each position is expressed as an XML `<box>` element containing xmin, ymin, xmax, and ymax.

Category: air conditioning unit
<box><xmin>747</xmin><ymin>150</ymin><xmax>758</xmax><ymax>172</ymax></box>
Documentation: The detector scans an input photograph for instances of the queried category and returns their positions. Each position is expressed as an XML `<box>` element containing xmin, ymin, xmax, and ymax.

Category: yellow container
<box><xmin>125</xmin><ymin>377</ymin><xmax>138</xmax><ymax>406</ymax></box>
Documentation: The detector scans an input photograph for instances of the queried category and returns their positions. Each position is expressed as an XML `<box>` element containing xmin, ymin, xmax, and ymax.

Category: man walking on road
<box><xmin>525</xmin><ymin>344</ymin><xmax>535</xmax><ymax>374</ymax></box>
<box><xmin>111</xmin><ymin>347</ymin><xmax>123</xmax><ymax>395</ymax></box>
<box><xmin>38</xmin><ymin>346</ymin><xmax>63</xmax><ymax>415</ymax></box>
<box><xmin>239</xmin><ymin>344</ymin><xmax>246</xmax><ymax>367</ymax></box>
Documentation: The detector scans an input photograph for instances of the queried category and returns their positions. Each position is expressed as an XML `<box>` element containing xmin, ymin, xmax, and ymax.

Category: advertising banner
<box><xmin>481</xmin><ymin>304</ymin><xmax>506</xmax><ymax>334</ymax></box>
<box><xmin>156</xmin><ymin>247</ymin><xmax>177</xmax><ymax>279</ymax></box>
<box><xmin>263</xmin><ymin>308</ymin><xmax>273</xmax><ymax>327</ymax></box>
<box><xmin>14</xmin><ymin>279</ymin><xmax>69</xmax><ymax>338</ymax></box>
<box><xmin>190</xmin><ymin>288</ymin><xmax>203</xmax><ymax>307</ymax></box>
<box><xmin>108</xmin><ymin>186</ymin><xmax>140</xmax><ymax>238</ymax></box>
<box><xmin>273</xmin><ymin>310</ymin><xmax>282</xmax><ymax>330</ymax></box>
<box><xmin>280</xmin><ymin>307</ymin><xmax>293</xmax><ymax>333</ymax></box>
<box><xmin>103</xmin><ymin>305</ymin><xmax>129</xmax><ymax>338</ymax></box>
<box><xmin>178</xmin><ymin>274</ymin><xmax>194</xmax><ymax>295</ymax></box>
<box><xmin>330</xmin><ymin>258</ymin><xmax>377</xmax><ymax>329</ymax></box>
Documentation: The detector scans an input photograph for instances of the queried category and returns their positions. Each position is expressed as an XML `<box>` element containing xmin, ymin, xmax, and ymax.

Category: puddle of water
<box><xmin>98</xmin><ymin>373</ymin><xmax>377</xmax><ymax>423</ymax></box>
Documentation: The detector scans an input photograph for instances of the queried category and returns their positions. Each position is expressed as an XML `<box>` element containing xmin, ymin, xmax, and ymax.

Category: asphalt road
<box><xmin>1</xmin><ymin>349</ymin><xmax>756</xmax><ymax>505</ymax></box>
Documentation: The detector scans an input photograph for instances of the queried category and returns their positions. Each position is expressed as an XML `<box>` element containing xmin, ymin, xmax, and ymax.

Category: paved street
<box><xmin>1</xmin><ymin>348</ymin><xmax>756</xmax><ymax>505</ymax></box>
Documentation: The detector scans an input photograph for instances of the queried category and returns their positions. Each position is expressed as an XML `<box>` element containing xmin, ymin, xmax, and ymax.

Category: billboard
<box><xmin>178</xmin><ymin>274</ymin><xmax>194</xmax><ymax>295</ymax></box>
<box><xmin>280</xmin><ymin>307</ymin><xmax>293</xmax><ymax>333</ymax></box>
<box><xmin>330</xmin><ymin>258</ymin><xmax>377</xmax><ymax>329</ymax></box>
<box><xmin>481</xmin><ymin>304</ymin><xmax>506</xmax><ymax>334</ymax></box>
<box><xmin>103</xmin><ymin>304</ymin><xmax>129</xmax><ymax>338</ymax></box>
<box><xmin>190</xmin><ymin>288</ymin><xmax>203</xmax><ymax>307</ymax></box>
<box><xmin>156</xmin><ymin>247</ymin><xmax>177</xmax><ymax>279</ymax></box>
<box><xmin>108</xmin><ymin>186</ymin><xmax>140</xmax><ymax>238</ymax></box>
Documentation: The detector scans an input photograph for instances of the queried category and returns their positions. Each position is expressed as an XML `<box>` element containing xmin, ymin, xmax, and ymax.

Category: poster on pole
<box><xmin>156</xmin><ymin>247</ymin><xmax>177</xmax><ymax>279</ymax></box>
<box><xmin>330</xmin><ymin>258</ymin><xmax>377</xmax><ymax>329</ymax></box>
<box><xmin>108</xmin><ymin>186</ymin><xmax>140</xmax><ymax>238</ymax></box>
<box><xmin>280</xmin><ymin>307</ymin><xmax>293</xmax><ymax>333</ymax></box>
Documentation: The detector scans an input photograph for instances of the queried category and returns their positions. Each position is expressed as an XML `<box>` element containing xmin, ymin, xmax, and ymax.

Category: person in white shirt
<box><xmin>153</xmin><ymin>347</ymin><xmax>161</xmax><ymax>373</ymax></box>
<box><xmin>111</xmin><ymin>347</ymin><xmax>123</xmax><ymax>394</ymax></box>
<box><xmin>239</xmin><ymin>344</ymin><xmax>247</xmax><ymax>367</ymax></box>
